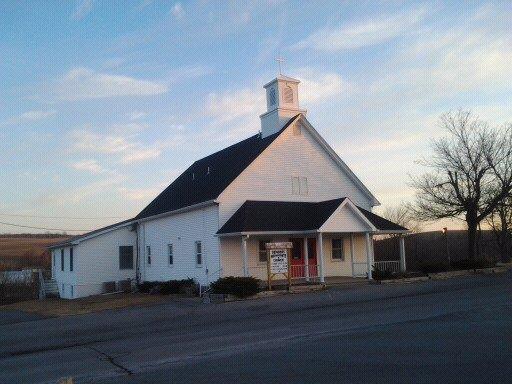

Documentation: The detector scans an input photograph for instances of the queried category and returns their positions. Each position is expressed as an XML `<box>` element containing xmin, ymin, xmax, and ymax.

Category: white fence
<box><xmin>373</xmin><ymin>261</ymin><xmax>400</xmax><ymax>273</ymax></box>
<box><xmin>0</xmin><ymin>269</ymin><xmax>35</xmax><ymax>283</ymax></box>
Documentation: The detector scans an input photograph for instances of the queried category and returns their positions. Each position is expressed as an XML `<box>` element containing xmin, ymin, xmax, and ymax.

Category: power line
<box><xmin>0</xmin><ymin>221</ymin><xmax>91</xmax><ymax>232</ymax></box>
<box><xmin>0</xmin><ymin>213</ymin><xmax>127</xmax><ymax>220</ymax></box>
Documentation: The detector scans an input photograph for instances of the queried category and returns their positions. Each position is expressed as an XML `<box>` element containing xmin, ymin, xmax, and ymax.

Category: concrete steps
<box><xmin>43</xmin><ymin>279</ymin><xmax>59</xmax><ymax>298</ymax></box>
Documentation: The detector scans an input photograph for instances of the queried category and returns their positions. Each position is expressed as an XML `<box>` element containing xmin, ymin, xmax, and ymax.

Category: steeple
<box><xmin>260</xmin><ymin>74</ymin><xmax>307</xmax><ymax>138</ymax></box>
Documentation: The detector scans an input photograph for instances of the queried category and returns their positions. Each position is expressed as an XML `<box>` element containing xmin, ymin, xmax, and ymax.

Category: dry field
<box><xmin>0</xmin><ymin>235</ymin><xmax>70</xmax><ymax>271</ymax></box>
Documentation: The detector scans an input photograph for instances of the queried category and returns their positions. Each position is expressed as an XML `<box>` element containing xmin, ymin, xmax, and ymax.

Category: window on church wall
<box><xmin>283</xmin><ymin>85</ymin><xmax>293</xmax><ymax>104</ymax></box>
<box><xmin>291</xmin><ymin>176</ymin><xmax>308</xmax><ymax>195</ymax></box>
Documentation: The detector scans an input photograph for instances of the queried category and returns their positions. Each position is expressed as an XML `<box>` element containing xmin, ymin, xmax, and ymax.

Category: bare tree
<box><xmin>487</xmin><ymin>196</ymin><xmax>512</xmax><ymax>263</ymax></box>
<box><xmin>382</xmin><ymin>205</ymin><xmax>421</xmax><ymax>235</ymax></box>
<box><xmin>410</xmin><ymin>110</ymin><xmax>512</xmax><ymax>260</ymax></box>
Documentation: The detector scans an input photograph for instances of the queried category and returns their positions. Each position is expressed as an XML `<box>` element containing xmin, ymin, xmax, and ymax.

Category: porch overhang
<box><xmin>216</xmin><ymin>199</ymin><xmax>408</xmax><ymax>236</ymax></box>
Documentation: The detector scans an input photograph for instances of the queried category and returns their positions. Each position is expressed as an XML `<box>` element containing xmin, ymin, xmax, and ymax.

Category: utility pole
<box><xmin>442</xmin><ymin>227</ymin><xmax>450</xmax><ymax>268</ymax></box>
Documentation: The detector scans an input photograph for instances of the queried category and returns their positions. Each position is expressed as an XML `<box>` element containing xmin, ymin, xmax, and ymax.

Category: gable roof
<box><xmin>217</xmin><ymin>199</ymin><xmax>407</xmax><ymax>235</ymax></box>
<box><xmin>135</xmin><ymin>115</ymin><xmax>301</xmax><ymax>220</ymax></box>
<box><xmin>48</xmin><ymin>218</ymin><xmax>136</xmax><ymax>249</ymax></box>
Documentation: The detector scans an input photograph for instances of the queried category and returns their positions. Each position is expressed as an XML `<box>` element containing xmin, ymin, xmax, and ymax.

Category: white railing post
<box><xmin>365</xmin><ymin>232</ymin><xmax>373</xmax><ymax>280</ymax></box>
<box><xmin>242</xmin><ymin>236</ymin><xmax>249</xmax><ymax>277</ymax></box>
<box><xmin>399</xmin><ymin>235</ymin><xmax>406</xmax><ymax>272</ymax></box>
<box><xmin>317</xmin><ymin>232</ymin><xmax>325</xmax><ymax>283</ymax></box>
<box><xmin>350</xmin><ymin>233</ymin><xmax>355</xmax><ymax>277</ymax></box>
<box><xmin>303</xmin><ymin>237</ymin><xmax>310</xmax><ymax>281</ymax></box>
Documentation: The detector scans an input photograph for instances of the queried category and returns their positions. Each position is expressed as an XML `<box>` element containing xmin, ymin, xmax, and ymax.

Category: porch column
<box><xmin>365</xmin><ymin>232</ymin><xmax>373</xmax><ymax>280</ymax></box>
<box><xmin>317</xmin><ymin>232</ymin><xmax>325</xmax><ymax>283</ymax></box>
<box><xmin>242</xmin><ymin>236</ymin><xmax>249</xmax><ymax>277</ymax></box>
<box><xmin>399</xmin><ymin>235</ymin><xmax>406</xmax><ymax>272</ymax></box>
<box><xmin>303</xmin><ymin>237</ymin><xmax>310</xmax><ymax>281</ymax></box>
<box><xmin>350</xmin><ymin>233</ymin><xmax>355</xmax><ymax>277</ymax></box>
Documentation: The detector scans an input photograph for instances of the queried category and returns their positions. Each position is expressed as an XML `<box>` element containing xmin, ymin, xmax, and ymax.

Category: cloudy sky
<box><xmin>1</xmin><ymin>0</ymin><xmax>511</xmax><ymax>233</ymax></box>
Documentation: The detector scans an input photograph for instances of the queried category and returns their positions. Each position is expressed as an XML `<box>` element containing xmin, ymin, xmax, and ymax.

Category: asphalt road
<box><xmin>1</xmin><ymin>272</ymin><xmax>511</xmax><ymax>383</ymax></box>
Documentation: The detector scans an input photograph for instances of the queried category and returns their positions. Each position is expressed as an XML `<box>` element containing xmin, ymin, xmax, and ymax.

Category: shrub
<box><xmin>372</xmin><ymin>266</ymin><xmax>394</xmax><ymax>281</ymax></box>
<box><xmin>137</xmin><ymin>279</ymin><xmax>197</xmax><ymax>295</ymax></box>
<box><xmin>159</xmin><ymin>278</ymin><xmax>195</xmax><ymax>295</ymax></box>
<box><xmin>210</xmin><ymin>276</ymin><xmax>260</xmax><ymax>298</ymax></box>
<box><xmin>137</xmin><ymin>281</ymin><xmax>157</xmax><ymax>293</ymax></box>
<box><xmin>451</xmin><ymin>258</ymin><xmax>495</xmax><ymax>270</ymax></box>
<box><xmin>419</xmin><ymin>262</ymin><xmax>449</xmax><ymax>274</ymax></box>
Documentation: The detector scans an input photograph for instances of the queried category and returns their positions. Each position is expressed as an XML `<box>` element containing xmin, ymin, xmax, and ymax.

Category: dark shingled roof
<box><xmin>136</xmin><ymin>115</ymin><xmax>301</xmax><ymax>220</ymax></box>
<box><xmin>217</xmin><ymin>199</ymin><xmax>408</xmax><ymax>234</ymax></box>
<box><xmin>357</xmin><ymin>206</ymin><xmax>408</xmax><ymax>231</ymax></box>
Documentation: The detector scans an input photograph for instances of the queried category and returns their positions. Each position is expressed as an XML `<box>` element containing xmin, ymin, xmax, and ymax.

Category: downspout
<box><xmin>135</xmin><ymin>222</ymin><xmax>140</xmax><ymax>284</ymax></box>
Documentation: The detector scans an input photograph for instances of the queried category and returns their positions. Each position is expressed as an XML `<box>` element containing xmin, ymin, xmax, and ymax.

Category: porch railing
<box><xmin>290</xmin><ymin>264</ymin><xmax>319</xmax><ymax>280</ymax></box>
<box><xmin>373</xmin><ymin>260</ymin><xmax>400</xmax><ymax>273</ymax></box>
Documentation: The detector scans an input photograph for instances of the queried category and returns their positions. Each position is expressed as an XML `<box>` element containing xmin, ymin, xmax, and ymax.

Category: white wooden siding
<box><xmin>320</xmin><ymin>203</ymin><xmax>372</xmax><ymax>233</ymax></box>
<box><xmin>217</xmin><ymin>122</ymin><xmax>373</xmax><ymax>227</ymax></box>
<box><xmin>51</xmin><ymin>247</ymin><xmax>77</xmax><ymax>299</ymax></box>
<box><xmin>139</xmin><ymin>204</ymin><xmax>220</xmax><ymax>285</ymax></box>
<box><xmin>52</xmin><ymin>225</ymin><xmax>137</xmax><ymax>299</ymax></box>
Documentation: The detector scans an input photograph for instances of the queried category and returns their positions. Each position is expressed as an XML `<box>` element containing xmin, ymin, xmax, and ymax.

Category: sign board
<box><xmin>265</xmin><ymin>242</ymin><xmax>293</xmax><ymax>290</ymax></box>
<box><xmin>266</xmin><ymin>242</ymin><xmax>293</xmax><ymax>250</ymax></box>
<box><xmin>270</xmin><ymin>249</ymin><xmax>288</xmax><ymax>274</ymax></box>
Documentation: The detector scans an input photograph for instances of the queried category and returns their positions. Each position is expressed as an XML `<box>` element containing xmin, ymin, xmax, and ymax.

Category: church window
<box><xmin>269</xmin><ymin>88</ymin><xmax>276</xmax><ymax>106</ymax></box>
<box><xmin>283</xmin><ymin>85</ymin><xmax>293</xmax><ymax>104</ymax></box>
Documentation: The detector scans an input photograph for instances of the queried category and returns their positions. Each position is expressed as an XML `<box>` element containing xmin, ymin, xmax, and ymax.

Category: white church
<box><xmin>49</xmin><ymin>73</ymin><xmax>408</xmax><ymax>299</ymax></box>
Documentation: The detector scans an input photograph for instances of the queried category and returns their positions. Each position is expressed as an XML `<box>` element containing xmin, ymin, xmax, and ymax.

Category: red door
<box><xmin>290</xmin><ymin>238</ymin><xmax>304</xmax><ymax>278</ymax></box>
<box><xmin>307</xmin><ymin>238</ymin><xmax>318</xmax><ymax>277</ymax></box>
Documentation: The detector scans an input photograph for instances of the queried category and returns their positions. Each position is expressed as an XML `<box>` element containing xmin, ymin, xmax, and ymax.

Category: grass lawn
<box><xmin>0</xmin><ymin>292</ymin><xmax>177</xmax><ymax>317</ymax></box>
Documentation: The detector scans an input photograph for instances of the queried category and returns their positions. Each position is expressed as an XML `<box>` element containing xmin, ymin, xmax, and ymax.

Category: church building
<box><xmin>49</xmin><ymin>73</ymin><xmax>408</xmax><ymax>299</ymax></box>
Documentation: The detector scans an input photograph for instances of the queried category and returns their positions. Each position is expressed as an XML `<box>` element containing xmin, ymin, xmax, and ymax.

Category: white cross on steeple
<box><xmin>275</xmin><ymin>56</ymin><xmax>285</xmax><ymax>75</ymax></box>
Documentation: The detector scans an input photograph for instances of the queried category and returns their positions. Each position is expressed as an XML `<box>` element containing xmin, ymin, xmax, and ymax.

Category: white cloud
<box><xmin>206</xmin><ymin>88</ymin><xmax>265</xmax><ymax>124</ymax></box>
<box><xmin>71</xmin><ymin>0</ymin><xmax>94</xmax><ymax>21</ymax></box>
<box><xmin>294</xmin><ymin>69</ymin><xmax>346</xmax><ymax>104</ymax></box>
<box><xmin>170</xmin><ymin>2</ymin><xmax>185</xmax><ymax>19</ymax></box>
<box><xmin>291</xmin><ymin>6</ymin><xmax>428</xmax><ymax>51</ymax></box>
<box><xmin>1</xmin><ymin>110</ymin><xmax>56</xmax><ymax>126</ymax></box>
<box><xmin>69</xmin><ymin>126</ymin><xmax>184</xmax><ymax>165</ymax></box>
<box><xmin>54</xmin><ymin>67</ymin><xmax>168</xmax><ymax>100</ymax></box>
<box><xmin>128</xmin><ymin>111</ymin><xmax>147</xmax><ymax>121</ymax></box>
<box><xmin>71</xmin><ymin>159</ymin><xmax>108</xmax><ymax>174</ymax></box>
<box><xmin>70</xmin><ymin>129</ymin><xmax>135</xmax><ymax>154</ymax></box>
<box><xmin>120</xmin><ymin>148</ymin><xmax>162</xmax><ymax>164</ymax></box>
<box><xmin>118</xmin><ymin>187</ymin><xmax>160</xmax><ymax>201</ymax></box>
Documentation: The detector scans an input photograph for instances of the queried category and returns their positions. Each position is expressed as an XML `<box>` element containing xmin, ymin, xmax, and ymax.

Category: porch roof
<box><xmin>217</xmin><ymin>199</ymin><xmax>408</xmax><ymax>236</ymax></box>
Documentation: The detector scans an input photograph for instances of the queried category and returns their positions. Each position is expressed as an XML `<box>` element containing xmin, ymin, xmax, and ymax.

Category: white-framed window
<box><xmin>292</xmin><ymin>176</ymin><xmax>300</xmax><ymax>195</ymax></box>
<box><xmin>259</xmin><ymin>240</ymin><xmax>270</xmax><ymax>263</ymax></box>
<box><xmin>69</xmin><ymin>247</ymin><xmax>74</xmax><ymax>272</ymax></box>
<box><xmin>195</xmin><ymin>241</ymin><xmax>202</xmax><ymax>266</ymax></box>
<box><xmin>292</xmin><ymin>176</ymin><xmax>308</xmax><ymax>195</ymax></box>
<box><xmin>300</xmin><ymin>177</ymin><xmax>308</xmax><ymax>195</ymax></box>
<box><xmin>331</xmin><ymin>238</ymin><xmax>344</xmax><ymax>261</ymax></box>
<box><xmin>168</xmin><ymin>244</ymin><xmax>174</xmax><ymax>266</ymax></box>
<box><xmin>146</xmin><ymin>246</ymin><xmax>151</xmax><ymax>265</ymax></box>
<box><xmin>119</xmin><ymin>246</ymin><xmax>134</xmax><ymax>270</ymax></box>
<box><xmin>61</xmin><ymin>249</ymin><xmax>64</xmax><ymax>271</ymax></box>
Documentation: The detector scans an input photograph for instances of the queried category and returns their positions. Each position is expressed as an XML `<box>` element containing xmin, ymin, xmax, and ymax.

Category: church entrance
<box><xmin>289</xmin><ymin>238</ymin><xmax>318</xmax><ymax>279</ymax></box>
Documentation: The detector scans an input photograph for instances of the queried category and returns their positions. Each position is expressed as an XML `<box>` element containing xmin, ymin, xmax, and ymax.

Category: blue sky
<box><xmin>1</xmin><ymin>0</ymin><xmax>511</xmax><ymax>233</ymax></box>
